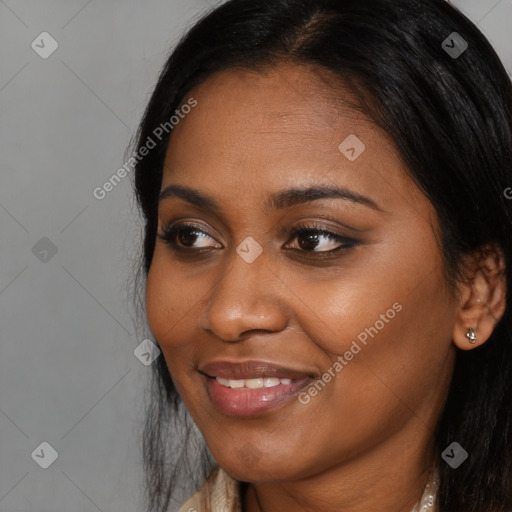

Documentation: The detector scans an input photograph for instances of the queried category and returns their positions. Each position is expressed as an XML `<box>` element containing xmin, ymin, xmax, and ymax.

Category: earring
<box><xmin>465</xmin><ymin>327</ymin><xmax>477</xmax><ymax>344</ymax></box>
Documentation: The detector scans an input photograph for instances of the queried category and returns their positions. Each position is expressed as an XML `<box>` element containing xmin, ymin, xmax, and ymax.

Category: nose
<box><xmin>198</xmin><ymin>247</ymin><xmax>289</xmax><ymax>342</ymax></box>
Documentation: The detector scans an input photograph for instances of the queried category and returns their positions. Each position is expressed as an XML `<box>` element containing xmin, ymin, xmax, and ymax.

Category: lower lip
<box><xmin>204</xmin><ymin>375</ymin><xmax>312</xmax><ymax>417</ymax></box>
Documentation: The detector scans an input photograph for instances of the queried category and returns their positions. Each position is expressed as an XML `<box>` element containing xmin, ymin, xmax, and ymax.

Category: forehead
<box><xmin>167</xmin><ymin>63</ymin><xmax>368</xmax><ymax>159</ymax></box>
<box><xmin>160</xmin><ymin>63</ymin><xmax>424</xmax><ymax>217</ymax></box>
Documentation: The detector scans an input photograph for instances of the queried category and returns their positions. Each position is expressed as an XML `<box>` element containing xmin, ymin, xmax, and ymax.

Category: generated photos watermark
<box><xmin>93</xmin><ymin>97</ymin><xmax>197</xmax><ymax>200</ymax></box>
<box><xmin>298</xmin><ymin>302</ymin><xmax>403</xmax><ymax>405</ymax></box>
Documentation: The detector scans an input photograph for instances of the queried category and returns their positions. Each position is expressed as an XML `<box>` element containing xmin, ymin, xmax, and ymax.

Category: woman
<box><xmin>132</xmin><ymin>0</ymin><xmax>512</xmax><ymax>510</ymax></box>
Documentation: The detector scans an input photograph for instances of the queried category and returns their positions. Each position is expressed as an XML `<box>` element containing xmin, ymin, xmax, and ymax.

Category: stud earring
<box><xmin>465</xmin><ymin>327</ymin><xmax>477</xmax><ymax>344</ymax></box>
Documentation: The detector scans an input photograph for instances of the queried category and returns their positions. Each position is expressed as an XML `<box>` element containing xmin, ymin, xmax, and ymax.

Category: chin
<box><xmin>217</xmin><ymin>453</ymin><xmax>309</xmax><ymax>483</ymax></box>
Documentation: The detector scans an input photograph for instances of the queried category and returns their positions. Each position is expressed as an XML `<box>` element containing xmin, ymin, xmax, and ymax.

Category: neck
<box><xmin>243</xmin><ymin>422</ymin><xmax>437</xmax><ymax>512</ymax></box>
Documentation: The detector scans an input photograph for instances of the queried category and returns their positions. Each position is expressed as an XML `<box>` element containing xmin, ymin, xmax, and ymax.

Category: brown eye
<box><xmin>286</xmin><ymin>227</ymin><xmax>356</xmax><ymax>253</ymax></box>
<box><xmin>158</xmin><ymin>224</ymin><xmax>222</xmax><ymax>250</ymax></box>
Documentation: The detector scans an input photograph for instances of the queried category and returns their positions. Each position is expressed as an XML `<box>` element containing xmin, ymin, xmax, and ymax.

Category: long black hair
<box><xmin>131</xmin><ymin>1</ymin><xmax>512</xmax><ymax>511</ymax></box>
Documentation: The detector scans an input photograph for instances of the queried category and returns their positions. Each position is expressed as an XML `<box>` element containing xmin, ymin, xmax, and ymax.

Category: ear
<box><xmin>453</xmin><ymin>243</ymin><xmax>507</xmax><ymax>351</ymax></box>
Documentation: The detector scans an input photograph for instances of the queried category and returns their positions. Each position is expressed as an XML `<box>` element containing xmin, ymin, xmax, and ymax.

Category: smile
<box><xmin>202</xmin><ymin>373</ymin><xmax>312</xmax><ymax>417</ymax></box>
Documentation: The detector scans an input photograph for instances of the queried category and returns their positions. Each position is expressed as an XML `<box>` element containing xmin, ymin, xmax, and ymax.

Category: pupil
<box><xmin>299</xmin><ymin>233</ymin><xmax>319</xmax><ymax>251</ymax></box>
<box><xmin>179</xmin><ymin>229</ymin><xmax>198</xmax><ymax>247</ymax></box>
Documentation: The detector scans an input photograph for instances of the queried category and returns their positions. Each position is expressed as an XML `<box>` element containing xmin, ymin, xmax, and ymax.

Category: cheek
<box><xmin>145</xmin><ymin>259</ymin><xmax>170</xmax><ymax>344</ymax></box>
<box><xmin>272</xmin><ymin>268</ymin><xmax>455</xmax><ymax>471</ymax></box>
<box><xmin>145</xmin><ymin>253</ymin><xmax>191</xmax><ymax>358</ymax></box>
<box><xmin>292</xmin><ymin>233</ymin><xmax>456</xmax><ymax>410</ymax></box>
<box><xmin>145</xmin><ymin>249</ymin><xmax>211</xmax><ymax>385</ymax></box>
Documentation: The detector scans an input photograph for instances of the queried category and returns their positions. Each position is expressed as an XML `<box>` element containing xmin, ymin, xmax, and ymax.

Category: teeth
<box><xmin>245</xmin><ymin>378</ymin><xmax>263</xmax><ymax>389</ymax></box>
<box><xmin>215</xmin><ymin>376</ymin><xmax>294</xmax><ymax>389</ymax></box>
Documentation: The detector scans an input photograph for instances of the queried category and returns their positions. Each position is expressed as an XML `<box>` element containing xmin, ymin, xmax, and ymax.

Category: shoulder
<box><xmin>177</xmin><ymin>466</ymin><xmax>242</xmax><ymax>512</ymax></box>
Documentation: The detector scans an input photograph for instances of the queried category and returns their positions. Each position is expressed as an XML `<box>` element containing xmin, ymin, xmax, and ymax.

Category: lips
<box><xmin>199</xmin><ymin>360</ymin><xmax>316</xmax><ymax>417</ymax></box>
<box><xmin>199</xmin><ymin>360</ymin><xmax>315</xmax><ymax>380</ymax></box>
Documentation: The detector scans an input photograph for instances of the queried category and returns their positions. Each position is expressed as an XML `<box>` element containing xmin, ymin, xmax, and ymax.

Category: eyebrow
<box><xmin>159</xmin><ymin>184</ymin><xmax>382</xmax><ymax>212</ymax></box>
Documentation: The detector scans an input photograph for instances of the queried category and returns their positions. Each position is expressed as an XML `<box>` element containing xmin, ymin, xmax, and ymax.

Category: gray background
<box><xmin>0</xmin><ymin>1</ymin><xmax>511</xmax><ymax>511</ymax></box>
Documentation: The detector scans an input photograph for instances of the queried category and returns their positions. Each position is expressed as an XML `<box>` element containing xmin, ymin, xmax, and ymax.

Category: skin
<box><xmin>145</xmin><ymin>63</ymin><xmax>506</xmax><ymax>512</ymax></box>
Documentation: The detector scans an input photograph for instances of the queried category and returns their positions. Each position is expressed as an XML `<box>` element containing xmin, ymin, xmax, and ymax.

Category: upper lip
<box><xmin>199</xmin><ymin>360</ymin><xmax>315</xmax><ymax>380</ymax></box>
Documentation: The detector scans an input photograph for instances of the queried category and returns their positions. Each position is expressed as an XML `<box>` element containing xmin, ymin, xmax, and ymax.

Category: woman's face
<box><xmin>145</xmin><ymin>64</ymin><xmax>458</xmax><ymax>482</ymax></box>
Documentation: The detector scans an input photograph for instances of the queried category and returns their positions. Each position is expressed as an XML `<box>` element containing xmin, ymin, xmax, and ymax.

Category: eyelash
<box><xmin>157</xmin><ymin>222</ymin><xmax>357</xmax><ymax>257</ymax></box>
